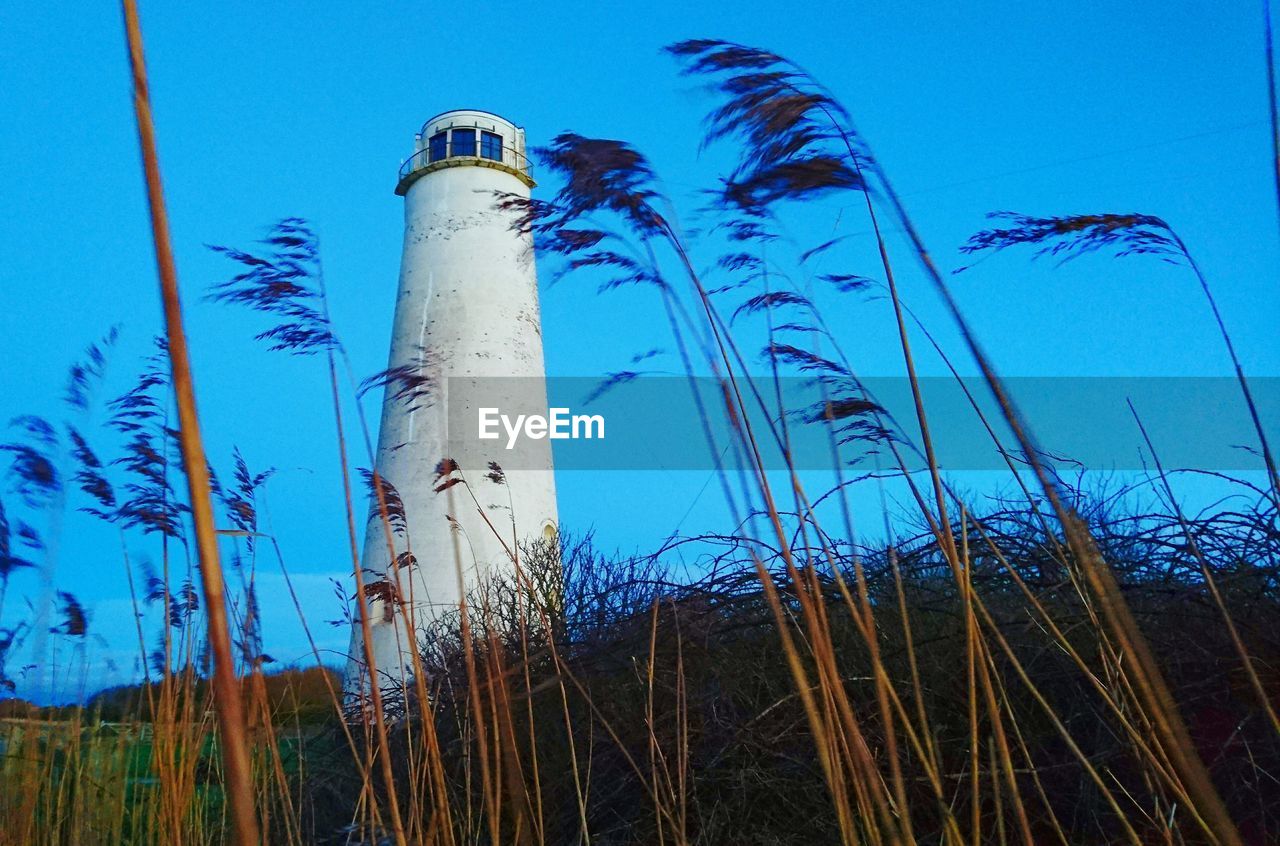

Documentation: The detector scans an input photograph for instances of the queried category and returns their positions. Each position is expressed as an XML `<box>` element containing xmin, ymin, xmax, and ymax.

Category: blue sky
<box><xmin>2</xmin><ymin>2</ymin><xmax>1279</xmax><ymax>699</ymax></box>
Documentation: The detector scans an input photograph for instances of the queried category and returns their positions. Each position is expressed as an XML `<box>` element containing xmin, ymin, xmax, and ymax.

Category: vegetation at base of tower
<box><xmin>3</xmin><ymin>32</ymin><xmax>1280</xmax><ymax>846</ymax></box>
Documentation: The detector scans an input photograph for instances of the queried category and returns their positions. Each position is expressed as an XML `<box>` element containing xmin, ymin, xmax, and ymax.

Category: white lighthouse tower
<box><xmin>346</xmin><ymin>109</ymin><xmax>558</xmax><ymax>701</ymax></box>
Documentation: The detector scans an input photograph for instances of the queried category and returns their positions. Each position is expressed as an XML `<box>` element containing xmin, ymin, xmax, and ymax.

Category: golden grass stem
<box><xmin>325</xmin><ymin>351</ymin><xmax>407</xmax><ymax>846</ymax></box>
<box><xmin>118</xmin><ymin>2</ymin><xmax>259</xmax><ymax>841</ymax></box>
<box><xmin>864</xmin><ymin>132</ymin><xmax>1247</xmax><ymax>846</ymax></box>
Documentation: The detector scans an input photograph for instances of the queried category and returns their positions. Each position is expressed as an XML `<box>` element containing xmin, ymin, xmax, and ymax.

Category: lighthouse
<box><xmin>345</xmin><ymin>109</ymin><xmax>558</xmax><ymax>702</ymax></box>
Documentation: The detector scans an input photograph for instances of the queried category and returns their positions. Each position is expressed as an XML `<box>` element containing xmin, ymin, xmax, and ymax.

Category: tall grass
<box><xmin>0</xmin><ymin>20</ymin><xmax>1277</xmax><ymax>846</ymax></box>
<box><xmin>119</xmin><ymin>1</ymin><xmax>257</xmax><ymax>842</ymax></box>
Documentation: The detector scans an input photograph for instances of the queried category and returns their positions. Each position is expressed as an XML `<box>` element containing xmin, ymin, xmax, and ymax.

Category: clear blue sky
<box><xmin>3</xmin><ymin>2</ymin><xmax>1279</xmax><ymax>700</ymax></box>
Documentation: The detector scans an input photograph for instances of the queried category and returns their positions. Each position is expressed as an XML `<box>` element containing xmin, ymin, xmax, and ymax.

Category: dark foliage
<box><xmin>358</xmin><ymin>352</ymin><xmax>434</xmax><ymax>415</ymax></box>
<box><xmin>667</xmin><ymin>39</ymin><xmax>868</xmax><ymax>215</ymax></box>
<box><xmin>50</xmin><ymin>591</ymin><xmax>87</xmax><ymax>637</ymax></box>
<box><xmin>2</xmin><ymin>416</ymin><xmax>61</xmax><ymax>509</ymax></box>
<box><xmin>140</xmin><ymin>559</ymin><xmax>199</xmax><ymax>630</ymax></box>
<box><xmin>432</xmin><ymin>459</ymin><xmax>464</xmax><ymax>494</ymax></box>
<box><xmin>957</xmin><ymin>211</ymin><xmax>1185</xmax><ymax>271</ymax></box>
<box><xmin>534</xmin><ymin>134</ymin><xmax>667</xmax><ymax>235</ymax></box>
<box><xmin>361</xmin><ymin>469</ymin><xmax>408</xmax><ymax>537</ymax></box>
<box><xmin>732</xmin><ymin>290</ymin><xmax>811</xmax><ymax>323</ymax></box>
<box><xmin>496</xmin><ymin>135</ymin><xmax>671</xmax><ymax>295</ymax></box>
<box><xmin>64</xmin><ymin>325</ymin><xmax>120</xmax><ymax>411</ymax></box>
<box><xmin>107</xmin><ymin>339</ymin><xmax>187</xmax><ymax>539</ymax></box>
<box><xmin>66</xmin><ymin>425</ymin><xmax>116</xmax><ymax>519</ymax></box>
<box><xmin>0</xmin><ymin>499</ymin><xmax>34</xmax><ymax>580</ymax></box>
<box><xmin>308</xmin><ymin>497</ymin><xmax>1280</xmax><ymax>845</ymax></box>
<box><xmin>582</xmin><ymin>370</ymin><xmax>640</xmax><ymax>405</ymax></box>
<box><xmin>207</xmin><ymin>218</ymin><xmax>338</xmax><ymax>355</ymax></box>
<box><xmin>219</xmin><ymin>447</ymin><xmax>273</xmax><ymax>549</ymax></box>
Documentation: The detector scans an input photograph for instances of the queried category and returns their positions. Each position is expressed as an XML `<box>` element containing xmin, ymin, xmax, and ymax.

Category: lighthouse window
<box><xmin>451</xmin><ymin>128</ymin><xmax>477</xmax><ymax>157</ymax></box>
<box><xmin>480</xmin><ymin>131</ymin><xmax>504</xmax><ymax>161</ymax></box>
<box><xmin>428</xmin><ymin>131</ymin><xmax>448</xmax><ymax>162</ymax></box>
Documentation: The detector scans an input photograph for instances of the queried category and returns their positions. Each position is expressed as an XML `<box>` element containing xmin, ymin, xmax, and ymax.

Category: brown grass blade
<box><xmin>118</xmin><ymin>2</ymin><xmax>259</xmax><ymax>842</ymax></box>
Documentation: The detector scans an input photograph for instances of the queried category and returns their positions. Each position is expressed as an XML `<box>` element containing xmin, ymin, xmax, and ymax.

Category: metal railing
<box><xmin>398</xmin><ymin>141</ymin><xmax>532</xmax><ymax>185</ymax></box>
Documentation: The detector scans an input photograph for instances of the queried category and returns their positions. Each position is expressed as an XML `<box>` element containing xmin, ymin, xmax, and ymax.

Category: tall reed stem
<box><xmin>873</xmin><ymin>168</ymin><xmax>1246</xmax><ymax>846</ymax></box>
<box><xmin>118</xmin><ymin>2</ymin><xmax>259</xmax><ymax>842</ymax></box>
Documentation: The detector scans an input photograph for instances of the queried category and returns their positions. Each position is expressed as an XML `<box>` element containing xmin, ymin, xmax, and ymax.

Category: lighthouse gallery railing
<box><xmin>397</xmin><ymin>142</ymin><xmax>533</xmax><ymax>186</ymax></box>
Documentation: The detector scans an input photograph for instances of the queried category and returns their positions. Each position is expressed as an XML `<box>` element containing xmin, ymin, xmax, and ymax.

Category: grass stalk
<box><xmin>118</xmin><ymin>2</ymin><xmax>258</xmax><ymax>841</ymax></box>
